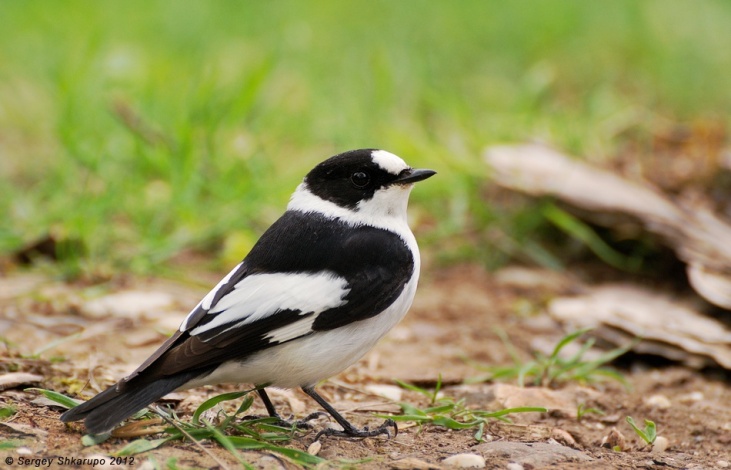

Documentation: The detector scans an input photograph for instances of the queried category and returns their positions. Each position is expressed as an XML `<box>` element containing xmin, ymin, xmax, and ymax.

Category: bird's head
<box><xmin>289</xmin><ymin>149</ymin><xmax>436</xmax><ymax>223</ymax></box>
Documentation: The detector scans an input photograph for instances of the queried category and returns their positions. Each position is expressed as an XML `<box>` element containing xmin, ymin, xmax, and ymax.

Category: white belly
<box><xmin>181</xmin><ymin>274</ymin><xmax>419</xmax><ymax>390</ymax></box>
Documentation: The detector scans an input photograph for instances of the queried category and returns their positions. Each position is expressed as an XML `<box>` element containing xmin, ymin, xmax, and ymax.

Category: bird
<box><xmin>61</xmin><ymin>148</ymin><xmax>436</xmax><ymax>439</ymax></box>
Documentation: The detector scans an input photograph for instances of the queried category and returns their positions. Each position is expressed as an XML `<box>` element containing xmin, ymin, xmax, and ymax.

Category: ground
<box><xmin>1</xmin><ymin>264</ymin><xmax>730</xmax><ymax>469</ymax></box>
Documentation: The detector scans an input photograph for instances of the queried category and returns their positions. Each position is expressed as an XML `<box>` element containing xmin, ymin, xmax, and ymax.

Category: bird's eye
<box><xmin>350</xmin><ymin>171</ymin><xmax>371</xmax><ymax>188</ymax></box>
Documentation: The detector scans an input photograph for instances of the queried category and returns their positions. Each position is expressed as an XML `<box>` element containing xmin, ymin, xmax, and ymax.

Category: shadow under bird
<box><xmin>61</xmin><ymin>148</ymin><xmax>436</xmax><ymax>439</ymax></box>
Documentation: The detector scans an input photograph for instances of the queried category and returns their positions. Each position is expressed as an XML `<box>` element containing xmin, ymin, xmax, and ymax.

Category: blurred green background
<box><xmin>1</xmin><ymin>0</ymin><xmax>730</xmax><ymax>276</ymax></box>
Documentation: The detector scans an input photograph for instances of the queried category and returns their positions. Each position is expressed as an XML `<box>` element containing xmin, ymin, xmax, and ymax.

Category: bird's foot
<box><xmin>243</xmin><ymin>411</ymin><xmax>328</xmax><ymax>430</ymax></box>
<box><xmin>314</xmin><ymin>418</ymin><xmax>397</xmax><ymax>441</ymax></box>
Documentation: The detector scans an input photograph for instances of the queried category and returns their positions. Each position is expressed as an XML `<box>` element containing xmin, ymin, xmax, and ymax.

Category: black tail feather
<box><xmin>61</xmin><ymin>372</ymin><xmax>199</xmax><ymax>435</ymax></box>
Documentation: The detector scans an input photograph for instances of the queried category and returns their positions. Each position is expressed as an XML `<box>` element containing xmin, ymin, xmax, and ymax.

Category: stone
<box><xmin>307</xmin><ymin>440</ymin><xmax>321</xmax><ymax>456</ymax></box>
<box><xmin>364</xmin><ymin>384</ymin><xmax>403</xmax><ymax>402</ymax></box>
<box><xmin>476</xmin><ymin>441</ymin><xmax>592</xmax><ymax>466</ymax></box>
<box><xmin>645</xmin><ymin>394</ymin><xmax>672</xmax><ymax>409</ymax></box>
<box><xmin>442</xmin><ymin>453</ymin><xmax>486</xmax><ymax>468</ymax></box>
<box><xmin>651</xmin><ymin>436</ymin><xmax>670</xmax><ymax>453</ymax></box>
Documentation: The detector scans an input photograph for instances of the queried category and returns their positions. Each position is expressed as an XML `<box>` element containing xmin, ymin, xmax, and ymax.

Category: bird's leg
<box><xmin>257</xmin><ymin>389</ymin><xmax>279</xmax><ymax>417</ymax></box>
<box><xmin>241</xmin><ymin>389</ymin><xmax>325</xmax><ymax>430</ymax></box>
<box><xmin>301</xmin><ymin>386</ymin><xmax>397</xmax><ymax>440</ymax></box>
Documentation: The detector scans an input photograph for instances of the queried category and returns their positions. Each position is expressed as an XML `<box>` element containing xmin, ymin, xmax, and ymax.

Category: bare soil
<box><xmin>1</xmin><ymin>264</ymin><xmax>730</xmax><ymax>469</ymax></box>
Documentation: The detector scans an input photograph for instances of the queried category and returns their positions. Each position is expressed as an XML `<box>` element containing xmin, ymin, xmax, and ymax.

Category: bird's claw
<box><xmin>287</xmin><ymin>411</ymin><xmax>328</xmax><ymax>429</ymax></box>
<box><xmin>314</xmin><ymin>418</ymin><xmax>397</xmax><ymax>441</ymax></box>
<box><xmin>242</xmin><ymin>411</ymin><xmax>327</xmax><ymax>430</ymax></box>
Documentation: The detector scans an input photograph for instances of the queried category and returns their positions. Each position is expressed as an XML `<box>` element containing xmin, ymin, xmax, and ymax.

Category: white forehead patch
<box><xmin>371</xmin><ymin>150</ymin><xmax>409</xmax><ymax>175</ymax></box>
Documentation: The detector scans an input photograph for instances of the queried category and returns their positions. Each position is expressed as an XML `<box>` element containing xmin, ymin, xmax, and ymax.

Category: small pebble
<box><xmin>506</xmin><ymin>463</ymin><xmax>524</xmax><ymax>470</ymax></box>
<box><xmin>390</xmin><ymin>457</ymin><xmax>436</xmax><ymax>470</ymax></box>
<box><xmin>442</xmin><ymin>453</ymin><xmax>486</xmax><ymax>468</ymax></box>
<box><xmin>678</xmin><ymin>391</ymin><xmax>704</xmax><ymax>403</ymax></box>
<box><xmin>16</xmin><ymin>447</ymin><xmax>32</xmax><ymax>455</ymax></box>
<box><xmin>644</xmin><ymin>394</ymin><xmax>671</xmax><ymax>409</ymax></box>
<box><xmin>717</xmin><ymin>460</ymin><xmax>730</xmax><ymax>468</ymax></box>
<box><xmin>599</xmin><ymin>414</ymin><xmax>621</xmax><ymax>424</ymax></box>
<box><xmin>364</xmin><ymin>384</ymin><xmax>403</xmax><ymax>401</ymax></box>
<box><xmin>307</xmin><ymin>440</ymin><xmax>322</xmax><ymax>456</ymax></box>
<box><xmin>601</xmin><ymin>428</ymin><xmax>626</xmax><ymax>451</ymax></box>
<box><xmin>551</xmin><ymin>428</ymin><xmax>577</xmax><ymax>447</ymax></box>
<box><xmin>651</xmin><ymin>436</ymin><xmax>670</xmax><ymax>454</ymax></box>
<box><xmin>137</xmin><ymin>461</ymin><xmax>157</xmax><ymax>470</ymax></box>
<box><xmin>258</xmin><ymin>455</ymin><xmax>286</xmax><ymax>470</ymax></box>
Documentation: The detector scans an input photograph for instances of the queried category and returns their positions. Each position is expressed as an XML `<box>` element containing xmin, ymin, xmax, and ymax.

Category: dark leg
<box><xmin>257</xmin><ymin>389</ymin><xmax>280</xmax><ymax>417</ymax></box>
<box><xmin>248</xmin><ymin>388</ymin><xmax>325</xmax><ymax>429</ymax></box>
<box><xmin>302</xmin><ymin>386</ymin><xmax>397</xmax><ymax>440</ymax></box>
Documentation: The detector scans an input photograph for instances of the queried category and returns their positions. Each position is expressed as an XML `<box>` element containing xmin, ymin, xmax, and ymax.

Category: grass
<box><xmin>391</xmin><ymin>377</ymin><xmax>546</xmax><ymax>443</ymax></box>
<box><xmin>0</xmin><ymin>405</ymin><xmax>17</xmax><ymax>420</ymax></box>
<box><xmin>33</xmin><ymin>383</ymin><xmax>544</xmax><ymax>466</ymax></box>
<box><xmin>576</xmin><ymin>403</ymin><xmax>605</xmax><ymax>422</ymax></box>
<box><xmin>2</xmin><ymin>0</ymin><xmax>731</xmax><ymax>275</ymax></box>
<box><xmin>626</xmin><ymin>416</ymin><xmax>658</xmax><ymax>446</ymax></box>
<box><xmin>466</xmin><ymin>328</ymin><xmax>632</xmax><ymax>388</ymax></box>
<box><xmin>35</xmin><ymin>387</ymin><xmax>325</xmax><ymax>468</ymax></box>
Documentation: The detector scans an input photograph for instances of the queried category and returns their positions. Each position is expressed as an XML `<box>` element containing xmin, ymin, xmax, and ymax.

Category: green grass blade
<box><xmin>431</xmin><ymin>374</ymin><xmax>443</xmax><ymax>404</ymax></box>
<box><xmin>225</xmin><ymin>436</ymin><xmax>326</xmax><ymax>466</ymax></box>
<box><xmin>0</xmin><ymin>406</ymin><xmax>17</xmax><ymax>420</ymax></box>
<box><xmin>398</xmin><ymin>402</ymin><xmax>428</xmax><ymax>416</ymax></box>
<box><xmin>474</xmin><ymin>422</ymin><xmax>485</xmax><ymax>443</ymax></box>
<box><xmin>394</xmin><ymin>379</ymin><xmax>432</xmax><ymax>398</ymax></box>
<box><xmin>30</xmin><ymin>332</ymin><xmax>82</xmax><ymax>358</ymax></box>
<box><xmin>517</xmin><ymin>362</ymin><xmax>537</xmax><ymax>387</ymax></box>
<box><xmin>385</xmin><ymin>414</ymin><xmax>433</xmax><ymax>423</ymax></box>
<box><xmin>114</xmin><ymin>437</ymin><xmax>175</xmax><ymax>456</ymax></box>
<box><xmin>221</xmin><ymin>436</ymin><xmax>267</xmax><ymax>450</ymax></box>
<box><xmin>626</xmin><ymin>416</ymin><xmax>657</xmax><ymax>444</ymax></box>
<box><xmin>26</xmin><ymin>388</ymin><xmax>82</xmax><ymax>409</ymax></box>
<box><xmin>81</xmin><ymin>433</ymin><xmax>111</xmax><ymax>446</ymax></box>
<box><xmin>542</xmin><ymin>203</ymin><xmax>642</xmax><ymax>272</ymax></box>
<box><xmin>260</xmin><ymin>445</ymin><xmax>326</xmax><ymax>466</ymax></box>
<box><xmin>233</xmin><ymin>394</ymin><xmax>255</xmax><ymax>416</ymax></box>
<box><xmin>220</xmin><ymin>394</ymin><xmax>256</xmax><ymax>429</ymax></box>
<box><xmin>576</xmin><ymin>403</ymin><xmax>605</xmax><ymax>420</ymax></box>
<box><xmin>206</xmin><ymin>423</ymin><xmax>254</xmax><ymax>469</ymax></box>
<box><xmin>424</xmin><ymin>403</ymin><xmax>456</xmax><ymax>414</ymax></box>
<box><xmin>431</xmin><ymin>416</ymin><xmax>482</xmax><ymax>430</ymax></box>
<box><xmin>625</xmin><ymin>416</ymin><xmax>645</xmax><ymax>441</ymax></box>
<box><xmin>560</xmin><ymin>336</ymin><xmax>595</xmax><ymax>367</ymax></box>
<box><xmin>474</xmin><ymin>406</ymin><xmax>547</xmax><ymax>418</ymax></box>
<box><xmin>192</xmin><ymin>390</ymin><xmax>253</xmax><ymax>425</ymax></box>
<box><xmin>493</xmin><ymin>328</ymin><xmax>524</xmax><ymax>366</ymax></box>
<box><xmin>549</xmin><ymin>328</ymin><xmax>593</xmax><ymax>360</ymax></box>
<box><xmin>644</xmin><ymin>419</ymin><xmax>657</xmax><ymax>443</ymax></box>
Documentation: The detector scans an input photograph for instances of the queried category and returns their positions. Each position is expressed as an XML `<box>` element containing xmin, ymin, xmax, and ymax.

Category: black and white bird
<box><xmin>61</xmin><ymin>149</ymin><xmax>436</xmax><ymax>439</ymax></box>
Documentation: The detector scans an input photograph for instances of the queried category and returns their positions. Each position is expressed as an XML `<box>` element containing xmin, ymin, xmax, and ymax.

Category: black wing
<box><xmin>123</xmin><ymin>211</ymin><xmax>414</xmax><ymax>384</ymax></box>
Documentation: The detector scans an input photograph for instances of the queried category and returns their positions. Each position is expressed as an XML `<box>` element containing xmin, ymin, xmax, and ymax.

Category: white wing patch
<box><xmin>371</xmin><ymin>150</ymin><xmax>409</xmax><ymax>175</ymax></box>
<box><xmin>179</xmin><ymin>262</ymin><xmax>244</xmax><ymax>331</ymax></box>
<box><xmin>202</xmin><ymin>262</ymin><xmax>243</xmax><ymax>310</ymax></box>
<box><xmin>264</xmin><ymin>315</ymin><xmax>318</xmax><ymax>343</ymax></box>
<box><xmin>189</xmin><ymin>271</ymin><xmax>350</xmax><ymax>338</ymax></box>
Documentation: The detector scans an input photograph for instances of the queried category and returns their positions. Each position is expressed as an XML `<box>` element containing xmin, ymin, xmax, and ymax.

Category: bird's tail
<box><xmin>60</xmin><ymin>372</ymin><xmax>199</xmax><ymax>435</ymax></box>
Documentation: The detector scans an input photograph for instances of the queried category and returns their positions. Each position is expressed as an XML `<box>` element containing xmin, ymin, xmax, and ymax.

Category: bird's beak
<box><xmin>390</xmin><ymin>168</ymin><xmax>437</xmax><ymax>186</ymax></box>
